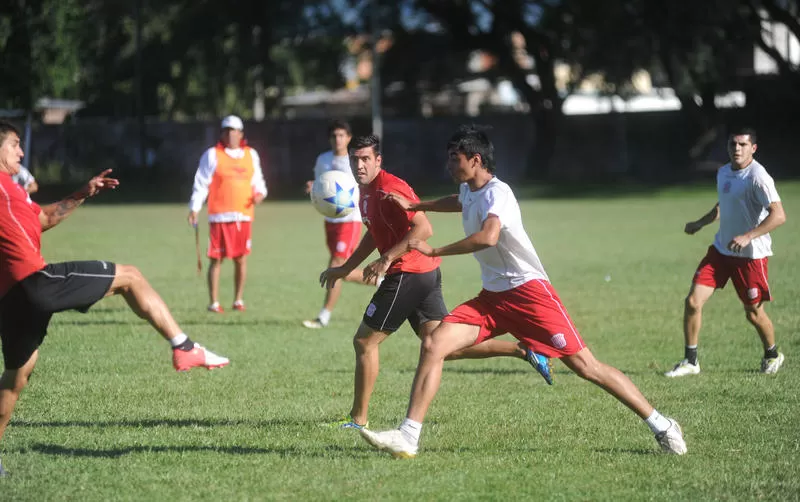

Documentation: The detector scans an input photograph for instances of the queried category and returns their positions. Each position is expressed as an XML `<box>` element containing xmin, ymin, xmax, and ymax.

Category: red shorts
<box><xmin>208</xmin><ymin>221</ymin><xmax>252</xmax><ymax>259</ymax></box>
<box><xmin>325</xmin><ymin>221</ymin><xmax>362</xmax><ymax>259</ymax></box>
<box><xmin>444</xmin><ymin>279</ymin><xmax>586</xmax><ymax>359</ymax></box>
<box><xmin>693</xmin><ymin>245</ymin><xmax>771</xmax><ymax>305</ymax></box>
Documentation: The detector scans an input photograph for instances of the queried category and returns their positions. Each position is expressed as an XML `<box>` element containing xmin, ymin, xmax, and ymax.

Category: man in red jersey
<box><xmin>319</xmin><ymin>134</ymin><xmax>551</xmax><ymax>430</ymax></box>
<box><xmin>0</xmin><ymin>121</ymin><xmax>229</xmax><ymax>477</ymax></box>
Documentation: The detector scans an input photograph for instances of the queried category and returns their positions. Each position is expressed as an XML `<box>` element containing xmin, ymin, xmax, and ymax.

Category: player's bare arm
<box><xmin>410</xmin><ymin>215</ymin><xmax>501</xmax><ymax>257</ymax></box>
<box><xmin>384</xmin><ymin>193</ymin><xmax>462</xmax><ymax>213</ymax></box>
<box><xmin>684</xmin><ymin>203</ymin><xmax>720</xmax><ymax>235</ymax></box>
<box><xmin>39</xmin><ymin>169</ymin><xmax>119</xmax><ymax>231</ymax></box>
<box><xmin>362</xmin><ymin>211</ymin><xmax>433</xmax><ymax>284</ymax></box>
<box><xmin>321</xmin><ymin>232</ymin><xmax>377</xmax><ymax>288</ymax></box>
<box><xmin>728</xmin><ymin>201</ymin><xmax>786</xmax><ymax>252</ymax></box>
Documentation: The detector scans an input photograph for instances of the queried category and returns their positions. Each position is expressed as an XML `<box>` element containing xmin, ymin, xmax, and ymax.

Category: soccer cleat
<box><xmin>207</xmin><ymin>303</ymin><xmax>224</xmax><ymax>314</ymax></box>
<box><xmin>324</xmin><ymin>415</ymin><xmax>368</xmax><ymax>430</ymax></box>
<box><xmin>172</xmin><ymin>343</ymin><xmax>230</xmax><ymax>371</ymax></box>
<box><xmin>761</xmin><ymin>352</ymin><xmax>785</xmax><ymax>374</ymax></box>
<box><xmin>232</xmin><ymin>301</ymin><xmax>246</xmax><ymax>312</ymax></box>
<box><xmin>655</xmin><ymin>418</ymin><xmax>687</xmax><ymax>455</ymax></box>
<box><xmin>525</xmin><ymin>348</ymin><xmax>554</xmax><ymax>385</ymax></box>
<box><xmin>360</xmin><ymin>428</ymin><xmax>418</xmax><ymax>459</ymax></box>
<box><xmin>664</xmin><ymin>359</ymin><xmax>701</xmax><ymax>378</ymax></box>
<box><xmin>302</xmin><ymin>318</ymin><xmax>327</xmax><ymax>329</ymax></box>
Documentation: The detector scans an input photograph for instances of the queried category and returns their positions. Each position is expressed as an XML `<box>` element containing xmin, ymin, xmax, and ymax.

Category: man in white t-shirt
<box><xmin>665</xmin><ymin>128</ymin><xmax>786</xmax><ymax>378</ymax></box>
<box><xmin>359</xmin><ymin>125</ymin><xmax>687</xmax><ymax>458</ymax></box>
<box><xmin>303</xmin><ymin>120</ymin><xmax>367</xmax><ymax>328</ymax></box>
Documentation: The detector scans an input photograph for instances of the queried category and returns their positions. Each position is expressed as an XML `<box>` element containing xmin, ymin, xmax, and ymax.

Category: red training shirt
<box><xmin>359</xmin><ymin>169</ymin><xmax>441</xmax><ymax>275</ymax></box>
<box><xmin>0</xmin><ymin>172</ymin><xmax>46</xmax><ymax>298</ymax></box>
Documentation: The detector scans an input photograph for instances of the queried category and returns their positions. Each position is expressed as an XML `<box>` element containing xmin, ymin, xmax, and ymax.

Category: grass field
<box><xmin>1</xmin><ymin>182</ymin><xmax>799</xmax><ymax>501</ymax></box>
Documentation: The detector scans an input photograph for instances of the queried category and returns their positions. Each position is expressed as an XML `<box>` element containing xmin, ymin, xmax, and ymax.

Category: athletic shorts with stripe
<box><xmin>362</xmin><ymin>268</ymin><xmax>447</xmax><ymax>334</ymax></box>
<box><xmin>444</xmin><ymin>278</ymin><xmax>586</xmax><ymax>359</ymax></box>
<box><xmin>693</xmin><ymin>245</ymin><xmax>771</xmax><ymax>305</ymax></box>
<box><xmin>0</xmin><ymin>261</ymin><xmax>116</xmax><ymax>370</ymax></box>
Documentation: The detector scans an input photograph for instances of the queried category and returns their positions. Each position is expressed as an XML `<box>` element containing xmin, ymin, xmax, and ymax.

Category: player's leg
<box><xmin>206</xmin><ymin>222</ymin><xmax>225</xmax><ymax>312</ymax></box>
<box><xmin>231</xmin><ymin>221</ymin><xmax>251</xmax><ymax>311</ymax></box>
<box><xmin>233</xmin><ymin>255</ymin><xmax>246</xmax><ymax>309</ymax></box>
<box><xmin>207</xmin><ymin>258</ymin><xmax>223</xmax><ymax>311</ymax></box>
<box><xmin>732</xmin><ymin>258</ymin><xmax>783</xmax><ymax>373</ymax></box>
<box><xmin>0</xmin><ymin>350</ymin><xmax>38</xmax><ymax>444</ymax></box>
<box><xmin>348</xmin><ymin>322</ymin><xmax>390</xmax><ymax>427</ymax></box>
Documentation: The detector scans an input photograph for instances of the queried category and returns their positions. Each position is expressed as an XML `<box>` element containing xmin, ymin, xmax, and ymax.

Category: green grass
<box><xmin>2</xmin><ymin>182</ymin><xmax>799</xmax><ymax>501</ymax></box>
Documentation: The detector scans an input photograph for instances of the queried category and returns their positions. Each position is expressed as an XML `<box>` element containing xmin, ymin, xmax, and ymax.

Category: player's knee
<box><xmin>113</xmin><ymin>265</ymin><xmax>146</xmax><ymax>291</ymax></box>
<box><xmin>685</xmin><ymin>294</ymin><xmax>703</xmax><ymax>313</ymax></box>
<box><xmin>0</xmin><ymin>370</ymin><xmax>29</xmax><ymax>394</ymax></box>
<box><xmin>744</xmin><ymin>307</ymin><xmax>762</xmax><ymax>325</ymax></box>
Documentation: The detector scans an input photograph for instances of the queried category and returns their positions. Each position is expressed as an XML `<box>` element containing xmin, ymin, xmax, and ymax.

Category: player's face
<box><xmin>329</xmin><ymin>128</ymin><xmax>351</xmax><ymax>154</ymax></box>
<box><xmin>0</xmin><ymin>133</ymin><xmax>23</xmax><ymax>175</ymax></box>
<box><xmin>221</xmin><ymin>128</ymin><xmax>244</xmax><ymax>148</ymax></box>
<box><xmin>446</xmin><ymin>149</ymin><xmax>479</xmax><ymax>183</ymax></box>
<box><xmin>727</xmin><ymin>134</ymin><xmax>756</xmax><ymax>168</ymax></box>
<box><xmin>350</xmin><ymin>146</ymin><xmax>381</xmax><ymax>185</ymax></box>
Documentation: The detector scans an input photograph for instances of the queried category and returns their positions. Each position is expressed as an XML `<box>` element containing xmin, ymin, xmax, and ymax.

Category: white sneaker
<box><xmin>360</xmin><ymin>428</ymin><xmax>418</xmax><ymax>459</ymax></box>
<box><xmin>655</xmin><ymin>418</ymin><xmax>687</xmax><ymax>455</ymax></box>
<box><xmin>761</xmin><ymin>352</ymin><xmax>785</xmax><ymax>374</ymax></box>
<box><xmin>302</xmin><ymin>318</ymin><xmax>327</xmax><ymax>329</ymax></box>
<box><xmin>664</xmin><ymin>359</ymin><xmax>700</xmax><ymax>378</ymax></box>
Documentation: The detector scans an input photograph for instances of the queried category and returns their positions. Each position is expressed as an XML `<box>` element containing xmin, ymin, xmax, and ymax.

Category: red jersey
<box><xmin>359</xmin><ymin>169</ymin><xmax>440</xmax><ymax>274</ymax></box>
<box><xmin>0</xmin><ymin>173</ymin><xmax>46</xmax><ymax>298</ymax></box>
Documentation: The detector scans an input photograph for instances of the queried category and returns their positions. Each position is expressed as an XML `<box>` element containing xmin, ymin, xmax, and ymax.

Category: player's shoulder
<box><xmin>748</xmin><ymin>160</ymin><xmax>771</xmax><ymax>177</ymax></box>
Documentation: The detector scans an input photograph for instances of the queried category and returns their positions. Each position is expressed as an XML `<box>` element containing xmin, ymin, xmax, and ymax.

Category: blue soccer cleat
<box><xmin>526</xmin><ymin>348</ymin><xmax>554</xmax><ymax>385</ymax></box>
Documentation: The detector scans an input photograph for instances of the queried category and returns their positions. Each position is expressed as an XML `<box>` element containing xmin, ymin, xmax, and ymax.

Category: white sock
<box><xmin>399</xmin><ymin>417</ymin><xmax>422</xmax><ymax>446</ymax></box>
<box><xmin>318</xmin><ymin>308</ymin><xmax>331</xmax><ymax>325</ymax></box>
<box><xmin>645</xmin><ymin>409</ymin><xmax>671</xmax><ymax>434</ymax></box>
<box><xmin>170</xmin><ymin>333</ymin><xmax>188</xmax><ymax>348</ymax></box>
<box><xmin>210</xmin><ymin>301</ymin><xmax>220</xmax><ymax>307</ymax></box>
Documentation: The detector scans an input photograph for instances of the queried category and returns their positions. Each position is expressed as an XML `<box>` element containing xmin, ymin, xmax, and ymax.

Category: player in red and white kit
<box><xmin>0</xmin><ymin>121</ymin><xmax>229</xmax><ymax>476</ymax></box>
<box><xmin>303</xmin><ymin>120</ymin><xmax>367</xmax><ymax>329</ymax></box>
<box><xmin>319</xmin><ymin>134</ymin><xmax>552</xmax><ymax>430</ymax></box>
<box><xmin>359</xmin><ymin>126</ymin><xmax>686</xmax><ymax>458</ymax></box>
<box><xmin>665</xmin><ymin>128</ymin><xmax>786</xmax><ymax>377</ymax></box>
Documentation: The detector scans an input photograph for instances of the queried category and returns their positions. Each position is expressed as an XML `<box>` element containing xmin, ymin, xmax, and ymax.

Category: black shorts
<box><xmin>0</xmin><ymin>261</ymin><xmax>116</xmax><ymax>370</ymax></box>
<box><xmin>362</xmin><ymin>268</ymin><xmax>448</xmax><ymax>334</ymax></box>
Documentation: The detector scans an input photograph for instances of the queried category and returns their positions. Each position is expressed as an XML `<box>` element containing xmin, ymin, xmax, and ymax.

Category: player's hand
<box><xmin>408</xmin><ymin>238</ymin><xmax>435</xmax><ymax>256</ymax></box>
<box><xmin>188</xmin><ymin>211</ymin><xmax>198</xmax><ymax>228</ymax></box>
<box><xmin>252</xmin><ymin>192</ymin><xmax>266</xmax><ymax>205</ymax></box>
<box><xmin>320</xmin><ymin>267</ymin><xmax>348</xmax><ymax>289</ymax></box>
<box><xmin>383</xmin><ymin>192</ymin><xmax>414</xmax><ymax>211</ymax></box>
<box><xmin>304</xmin><ymin>180</ymin><xmax>314</xmax><ymax>195</ymax></box>
<box><xmin>363</xmin><ymin>256</ymin><xmax>390</xmax><ymax>285</ymax></box>
<box><xmin>728</xmin><ymin>234</ymin><xmax>752</xmax><ymax>253</ymax></box>
<box><xmin>684</xmin><ymin>221</ymin><xmax>703</xmax><ymax>235</ymax></box>
<box><xmin>82</xmin><ymin>169</ymin><xmax>119</xmax><ymax>198</ymax></box>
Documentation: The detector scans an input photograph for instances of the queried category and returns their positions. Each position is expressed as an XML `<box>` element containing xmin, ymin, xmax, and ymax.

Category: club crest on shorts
<box><xmin>336</xmin><ymin>241</ymin><xmax>347</xmax><ymax>253</ymax></box>
<box><xmin>550</xmin><ymin>333</ymin><xmax>567</xmax><ymax>349</ymax></box>
<box><xmin>366</xmin><ymin>303</ymin><xmax>377</xmax><ymax>317</ymax></box>
<box><xmin>747</xmin><ymin>288</ymin><xmax>759</xmax><ymax>300</ymax></box>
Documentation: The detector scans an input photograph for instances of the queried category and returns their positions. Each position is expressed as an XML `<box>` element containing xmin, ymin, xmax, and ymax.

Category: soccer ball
<box><xmin>311</xmin><ymin>170</ymin><xmax>358</xmax><ymax>218</ymax></box>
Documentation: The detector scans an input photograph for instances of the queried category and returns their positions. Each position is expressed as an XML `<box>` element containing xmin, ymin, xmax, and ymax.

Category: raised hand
<box><xmin>82</xmin><ymin>169</ymin><xmax>119</xmax><ymax>198</ymax></box>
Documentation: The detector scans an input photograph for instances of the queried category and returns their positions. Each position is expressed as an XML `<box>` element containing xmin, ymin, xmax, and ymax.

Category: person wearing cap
<box><xmin>188</xmin><ymin>115</ymin><xmax>267</xmax><ymax>313</ymax></box>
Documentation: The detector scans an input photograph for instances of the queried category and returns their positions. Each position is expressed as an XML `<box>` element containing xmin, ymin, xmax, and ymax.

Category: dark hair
<box><xmin>0</xmin><ymin>120</ymin><xmax>20</xmax><ymax>145</ymax></box>
<box><xmin>350</xmin><ymin>134</ymin><xmax>381</xmax><ymax>156</ymax></box>
<box><xmin>446</xmin><ymin>125</ymin><xmax>495</xmax><ymax>172</ymax></box>
<box><xmin>730</xmin><ymin>127</ymin><xmax>757</xmax><ymax>145</ymax></box>
<box><xmin>328</xmin><ymin>119</ymin><xmax>352</xmax><ymax>136</ymax></box>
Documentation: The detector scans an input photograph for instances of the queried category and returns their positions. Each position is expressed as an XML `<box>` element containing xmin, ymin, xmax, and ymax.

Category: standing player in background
<box><xmin>12</xmin><ymin>165</ymin><xmax>38</xmax><ymax>194</ymax></box>
<box><xmin>319</xmin><ymin>134</ymin><xmax>552</xmax><ymax>430</ymax></box>
<box><xmin>303</xmin><ymin>120</ymin><xmax>368</xmax><ymax>329</ymax></box>
<box><xmin>0</xmin><ymin>121</ymin><xmax>229</xmax><ymax>477</ymax></box>
<box><xmin>188</xmin><ymin>115</ymin><xmax>267</xmax><ymax>313</ymax></box>
<box><xmin>359</xmin><ymin>125</ymin><xmax>686</xmax><ymax>458</ymax></box>
<box><xmin>665</xmin><ymin>128</ymin><xmax>786</xmax><ymax>377</ymax></box>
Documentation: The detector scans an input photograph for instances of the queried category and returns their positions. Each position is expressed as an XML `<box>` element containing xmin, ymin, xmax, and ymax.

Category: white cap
<box><xmin>220</xmin><ymin>115</ymin><xmax>244</xmax><ymax>131</ymax></box>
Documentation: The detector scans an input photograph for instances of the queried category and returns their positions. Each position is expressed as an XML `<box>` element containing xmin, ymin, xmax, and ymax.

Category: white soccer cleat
<box><xmin>761</xmin><ymin>352</ymin><xmax>785</xmax><ymax>374</ymax></box>
<box><xmin>302</xmin><ymin>318</ymin><xmax>327</xmax><ymax>329</ymax></box>
<box><xmin>655</xmin><ymin>418</ymin><xmax>687</xmax><ymax>455</ymax></box>
<box><xmin>360</xmin><ymin>428</ymin><xmax>418</xmax><ymax>459</ymax></box>
<box><xmin>664</xmin><ymin>359</ymin><xmax>700</xmax><ymax>378</ymax></box>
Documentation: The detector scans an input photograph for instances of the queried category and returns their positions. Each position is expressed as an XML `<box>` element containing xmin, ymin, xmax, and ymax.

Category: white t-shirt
<box><xmin>313</xmin><ymin>150</ymin><xmax>361</xmax><ymax>223</ymax></box>
<box><xmin>459</xmin><ymin>177</ymin><xmax>549</xmax><ymax>292</ymax></box>
<box><xmin>713</xmin><ymin>160</ymin><xmax>781</xmax><ymax>259</ymax></box>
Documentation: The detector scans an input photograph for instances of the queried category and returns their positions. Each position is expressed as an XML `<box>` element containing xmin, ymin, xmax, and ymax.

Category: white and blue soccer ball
<box><xmin>311</xmin><ymin>170</ymin><xmax>358</xmax><ymax>218</ymax></box>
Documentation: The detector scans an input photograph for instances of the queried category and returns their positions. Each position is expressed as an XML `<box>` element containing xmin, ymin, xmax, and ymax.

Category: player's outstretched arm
<box><xmin>410</xmin><ymin>214</ymin><xmax>501</xmax><ymax>258</ymax></box>
<box><xmin>362</xmin><ymin>211</ymin><xmax>433</xmax><ymax>284</ymax></box>
<box><xmin>684</xmin><ymin>203</ymin><xmax>719</xmax><ymax>235</ymax></box>
<box><xmin>321</xmin><ymin>232</ymin><xmax>377</xmax><ymax>288</ymax></box>
<box><xmin>39</xmin><ymin>169</ymin><xmax>119</xmax><ymax>231</ymax></box>
<box><xmin>384</xmin><ymin>193</ymin><xmax>461</xmax><ymax>213</ymax></box>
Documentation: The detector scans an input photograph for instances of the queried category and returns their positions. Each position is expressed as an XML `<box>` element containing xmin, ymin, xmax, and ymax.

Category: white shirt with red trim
<box><xmin>459</xmin><ymin>177</ymin><xmax>548</xmax><ymax>292</ymax></box>
<box><xmin>714</xmin><ymin>160</ymin><xmax>781</xmax><ymax>259</ymax></box>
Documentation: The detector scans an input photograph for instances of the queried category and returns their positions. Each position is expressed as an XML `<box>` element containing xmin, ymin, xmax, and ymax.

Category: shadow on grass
<box><xmin>52</xmin><ymin>318</ymin><xmax>300</xmax><ymax>328</ymax></box>
<box><xmin>11</xmin><ymin>418</ymin><xmax>317</xmax><ymax>429</ymax></box>
<box><xmin>592</xmin><ymin>447</ymin><xmax>660</xmax><ymax>456</ymax></box>
<box><xmin>22</xmin><ymin>443</ymin><xmax>373</xmax><ymax>459</ymax></box>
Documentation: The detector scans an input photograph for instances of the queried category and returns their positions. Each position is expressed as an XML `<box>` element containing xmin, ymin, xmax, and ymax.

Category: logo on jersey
<box><xmin>722</xmin><ymin>181</ymin><xmax>731</xmax><ymax>194</ymax></box>
<box><xmin>550</xmin><ymin>333</ymin><xmax>567</xmax><ymax>349</ymax></box>
<box><xmin>747</xmin><ymin>288</ymin><xmax>759</xmax><ymax>300</ymax></box>
<box><xmin>366</xmin><ymin>303</ymin><xmax>377</xmax><ymax>317</ymax></box>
